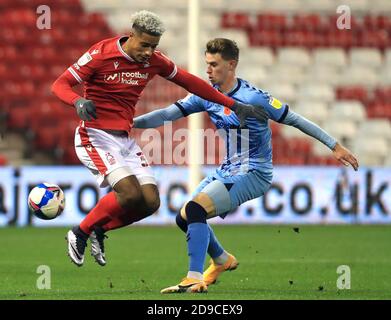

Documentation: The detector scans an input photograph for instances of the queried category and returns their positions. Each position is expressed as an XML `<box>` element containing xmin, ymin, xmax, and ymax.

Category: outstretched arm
<box><xmin>133</xmin><ymin>104</ymin><xmax>185</xmax><ymax>128</ymax></box>
<box><xmin>170</xmin><ymin>68</ymin><xmax>234</xmax><ymax>107</ymax></box>
<box><xmin>170</xmin><ymin>68</ymin><xmax>269</xmax><ymax>125</ymax></box>
<box><xmin>282</xmin><ymin>110</ymin><xmax>359</xmax><ymax>171</ymax></box>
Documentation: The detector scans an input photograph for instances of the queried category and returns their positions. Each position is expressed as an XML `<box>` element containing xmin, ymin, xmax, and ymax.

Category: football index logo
<box><xmin>104</xmin><ymin>73</ymin><xmax>120</xmax><ymax>83</ymax></box>
<box><xmin>104</xmin><ymin>71</ymin><xmax>149</xmax><ymax>85</ymax></box>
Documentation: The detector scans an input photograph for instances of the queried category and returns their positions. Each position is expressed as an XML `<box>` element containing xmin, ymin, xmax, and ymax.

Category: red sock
<box><xmin>101</xmin><ymin>214</ymin><xmax>133</xmax><ymax>232</ymax></box>
<box><xmin>79</xmin><ymin>192</ymin><xmax>125</xmax><ymax>234</ymax></box>
<box><xmin>101</xmin><ymin>210</ymin><xmax>149</xmax><ymax>232</ymax></box>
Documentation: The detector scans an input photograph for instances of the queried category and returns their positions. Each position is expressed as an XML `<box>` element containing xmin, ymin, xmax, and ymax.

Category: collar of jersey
<box><xmin>214</xmin><ymin>78</ymin><xmax>242</xmax><ymax>97</ymax></box>
<box><xmin>117</xmin><ymin>36</ymin><xmax>135</xmax><ymax>62</ymax></box>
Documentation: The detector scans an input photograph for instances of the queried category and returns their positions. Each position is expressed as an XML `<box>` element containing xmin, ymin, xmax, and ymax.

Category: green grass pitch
<box><xmin>0</xmin><ymin>225</ymin><xmax>390</xmax><ymax>300</ymax></box>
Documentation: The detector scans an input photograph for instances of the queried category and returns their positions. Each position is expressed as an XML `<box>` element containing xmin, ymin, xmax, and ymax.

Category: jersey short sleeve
<box><xmin>155</xmin><ymin>51</ymin><xmax>178</xmax><ymax>80</ymax></box>
<box><xmin>250</xmin><ymin>91</ymin><xmax>289</xmax><ymax>122</ymax></box>
<box><xmin>175</xmin><ymin>94</ymin><xmax>205</xmax><ymax>116</ymax></box>
<box><xmin>67</xmin><ymin>45</ymin><xmax>101</xmax><ymax>83</ymax></box>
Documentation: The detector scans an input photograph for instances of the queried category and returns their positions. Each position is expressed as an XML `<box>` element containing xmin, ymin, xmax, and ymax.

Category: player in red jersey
<box><xmin>51</xmin><ymin>10</ymin><xmax>267</xmax><ymax>267</ymax></box>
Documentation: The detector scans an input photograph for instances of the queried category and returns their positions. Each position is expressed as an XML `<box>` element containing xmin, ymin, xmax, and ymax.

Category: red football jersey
<box><xmin>67</xmin><ymin>36</ymin><xmax>177</xmax><ymax>132</ymax></box>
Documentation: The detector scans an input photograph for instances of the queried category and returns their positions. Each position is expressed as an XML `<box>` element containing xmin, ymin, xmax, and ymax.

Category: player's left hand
<box><xmin>332</xmin><ymin>142</ymin><xmax>359</xmax><ymax>171</ymax></box>
<box><xmin>231</xmin><ymin>101</ymin><xmax>269</xmax><ymax>128</ymax></box>
<box><xmin>74</xmin><ymin>98</ymin><xmax>97</xmax><ymax>121</ymax></box>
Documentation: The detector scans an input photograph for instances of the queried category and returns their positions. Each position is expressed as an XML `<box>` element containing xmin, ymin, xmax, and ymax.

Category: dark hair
<box><xmin>205</xmin><ymin>38</ymin><xmax>239</xmax><ymax>61</ymax></box>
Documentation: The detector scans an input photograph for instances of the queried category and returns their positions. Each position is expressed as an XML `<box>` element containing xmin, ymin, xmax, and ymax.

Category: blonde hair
<box><xmin>130</xmin><ymin>10</ymin><xmax>165</xmax><ymax>36</ymax></box>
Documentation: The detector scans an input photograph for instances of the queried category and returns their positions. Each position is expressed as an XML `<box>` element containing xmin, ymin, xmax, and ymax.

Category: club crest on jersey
<box><xmin>105</xmin><ymin>152</ymin><xmax>116</xmax><ymax>165</ymax></box>
<box><xmin>77</xmin><ymin>52</ymin><xmax>92</xmax><ymax>66</ymax></box>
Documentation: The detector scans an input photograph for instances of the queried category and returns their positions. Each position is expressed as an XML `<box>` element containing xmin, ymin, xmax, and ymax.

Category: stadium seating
<box><xmin>292</xmin><ymin>101</ymin><xmax>330</xmax><ymax>126</ymax></box>
<box><xmin>0</xmin><ymin>154</ymin><xmax>7</xmax><ymax>166</ymax></box>
<box><xmin>0</xmin><ymin>0</ymin><xmax>112</xmax><ymax>164</ymax></box>
<box><xmin>352</xmin><ymin>137</ymin><xmax>389</xmax><ymax>165</ymax></box>
<box><xmin>2</xmin><ymin>0</ymin><xmax>391</xmax><ymax>167</ymax></box>
<box><xmin>313</xmin><ymin>48</ymin><xmax>347</xmax><ymax>68</ymax></box>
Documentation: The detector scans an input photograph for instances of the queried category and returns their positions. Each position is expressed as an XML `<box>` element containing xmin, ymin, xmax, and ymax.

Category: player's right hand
<box><xmin>332</xmin><ymin>142</ymin><xmax>359</xmax><ymax>171</ymax></box>
<box><xmin>74</xmin><ymin>98</ymin><xmax>97</xmax><ymax>121</ymax></box>
<box><xmin>231</xmin><ymin>101</ymin><xmax>269</xmax><ymax>128</ymax></box>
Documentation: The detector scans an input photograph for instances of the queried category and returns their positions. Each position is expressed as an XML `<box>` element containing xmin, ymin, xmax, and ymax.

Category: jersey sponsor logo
<box><xmin>121</xmin><ymin>71</ymin><xmax>149</xmax><ymax>79</ymax></box>
<box><xmin>104</xmin><ymin>73</ymin><xmax>120</xmax><ymax>83</ymax></box>
<box><xmin>77</xmin><ymin>52</ymin><xmax>92</xmax><ymax>66</ymax></box>
<box><xmin>215</xmin><ymin>120</ymin><xmax>239</xmax><ymax>130</ymax></box>
<box><xmin>269</xmin><ymin>97</ymin><xmax>282</xmax><ymax>109</ymax></box>
<box><xmin>103</xmin><ymin>71</ymin><xmax>149</xmax><ymax>85</ymax></box>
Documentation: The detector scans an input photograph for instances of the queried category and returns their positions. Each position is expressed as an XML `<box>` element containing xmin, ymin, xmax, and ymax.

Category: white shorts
<box><xmin>74</xmin><ymin>126</ymin><xmax>156</xmax><ymax>188</ymax></box>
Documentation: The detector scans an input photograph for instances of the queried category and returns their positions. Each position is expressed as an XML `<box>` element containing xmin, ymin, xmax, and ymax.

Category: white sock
<box><xmin>187</xmin><ymin>271</ymin><xmax>203</xmax><ymax>281</ymax></box>
<box><xmin>213</xmin><ymin>251</ymin><xmax>229</xmax><ymax>265</ymax></box>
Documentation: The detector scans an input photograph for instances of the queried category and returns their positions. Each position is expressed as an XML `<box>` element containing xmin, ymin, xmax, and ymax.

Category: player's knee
<box><xmin>185</xmin><ymin>201</ymin><xmax>207</xmax><ymax>224</ymax></box>
<box><xmin>193</xmin><ymin>192</ymin><xmax>216</xmax><ymax>218</ymax></box>
<box><xmin>118</xmin><ymin>188</ymin><xmax>144</xmax><ymax>209</ymax></box>
<box><xmin>180</xmin><ymin>205</ymin><xmax>187</xmax><ymax>220</ymax></box>
<box><xmin>144</xmin><ymin>197</ymin><xmax>160</xmax><ymax>215</ymax></box>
